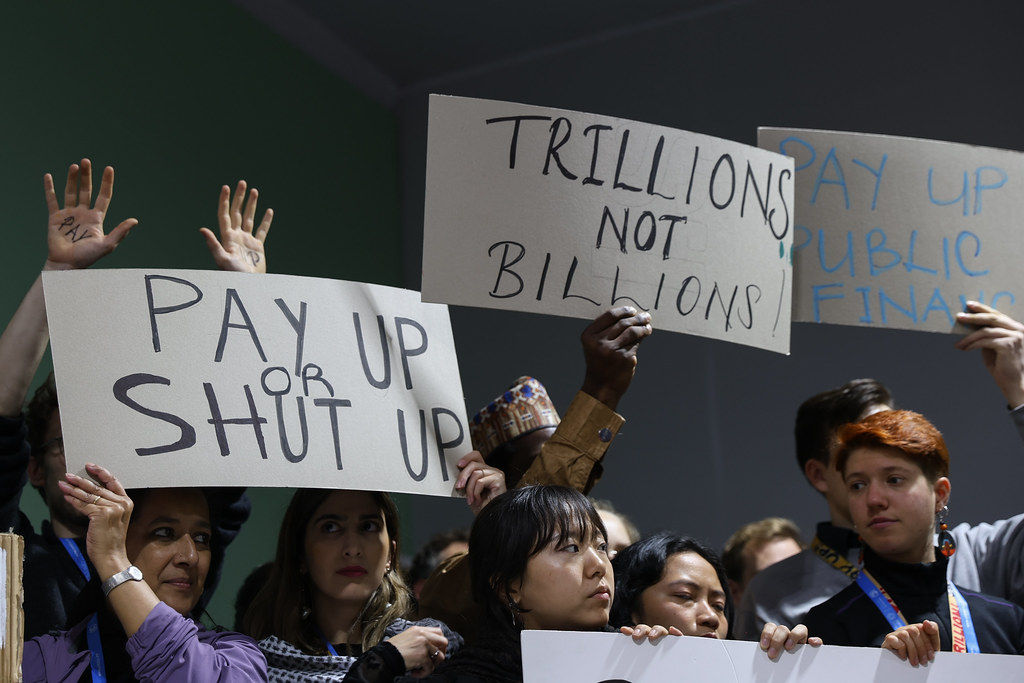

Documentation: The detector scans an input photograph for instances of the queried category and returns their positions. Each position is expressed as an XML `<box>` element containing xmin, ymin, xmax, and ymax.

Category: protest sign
<box><xmin>758</xmin><ymin>128</ymin><xmax>1024</xmax><ymax>332</ymax></box>
<box><xmin>522</xmin><ymin>630</ymin><xmax>1024</xmax><ymax>682</ymax></box>
<box><xmin>42</xmin><ymin>269</ymin><xmax>468</xmax><ymax>494</ymax></box>
<box><xmin>424</xmin><ymin>95</ymin><xmax>794</xmax><ymax>354</ymax></box>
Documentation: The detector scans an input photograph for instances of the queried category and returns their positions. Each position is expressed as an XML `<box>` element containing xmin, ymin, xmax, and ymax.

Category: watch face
<box><xmin>128</xmin><ymin>566</ymin><xmax>144</xmax><ymax>581</ymax></box>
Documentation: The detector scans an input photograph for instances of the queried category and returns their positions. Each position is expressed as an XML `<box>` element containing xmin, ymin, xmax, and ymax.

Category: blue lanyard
<box><xmin>857</xmin><ymin>568</ymin><xmax>980</xmax><ymax>653</ymax></box>
<box><xmin>60</xmin><ymin>538</ymin><xmax>107</xmax><ymax>683</ymax></box>
<box><xmin>855</xmin><ymin>570</ymin><xmax>906</xmax><ymax>631</ymax></box>
<box><xmin>947</xmin><ymin>583</ymin><xmax>980</xmax><ymax>653</ymax></box>
<box><xmin>315</xmin><ymin>626</ymin><xmax>340</xmax><ymax>657</ymax></box>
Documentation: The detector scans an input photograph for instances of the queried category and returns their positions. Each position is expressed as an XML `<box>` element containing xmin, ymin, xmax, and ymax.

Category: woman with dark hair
<box><xmin>610</xmin><ymin>534</ymin><xmax>734</xmax><ymax>639</ymax></box>
<box><xmin>22</xmin><ymin>463</ymin><xmax>267</xmax><ymax>681</ymax></box>
<box><xmin>243</xmin><ymin>488</ymin><xmax>463</xmax><ymax>681</ymax></box>
<box><xmin>610</xmin><ymin>533</ymin><xmax>819</xmax><ymax>659</ymax></box>
<box><xmin>805</xmin><ymin>409</ymin><xmax>1024</xmax><ymax>664</ymax></box>
<box><xmin>341</xmin><ymin>485</ymin><xmax>675</xmax><ymax>683</ymax></box>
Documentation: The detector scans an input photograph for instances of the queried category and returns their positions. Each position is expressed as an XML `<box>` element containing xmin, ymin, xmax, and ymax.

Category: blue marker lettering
<box><xmin>866</xmin><ymin>228</ymin><xmax>901</xmax><ymax>276</ymax></box>
<box><xmin>922</xmin><ymin>289</ymin><xmax>954</xmax><ymax>326</ymax></box>
<box><xmin>879</xmin><ymin>286</ymin><xmax>917</xmax><ymax>325</ymax></box>
<box><xmin>811</xmin><ymin>147</ymin><xmax>850</xmax><ymax>209</ymax></box>
<box><xmin>812</xmin><ymin>283</ymin><xmax>844</xmax><ymax>322</ymax></box>
<box><xmin>904</xmin><ymin>230</ymin><xmax>938</xmax><ymax>275</ymax></box>
<box><xmin>927</xmin><ymin>167</ymin><xmax>969</xmax><ymax>217</ymax></box>
<box><xmin>779</xmin><ymin>136</ymin><xmax>816</xmax><ymax>173</ymax></box>
<box><xmin>955</xmin><ymin>231</ymin><xmax>988</xmax><ymax>276</ymax></box>
<box><xmin>973</xmin><ymin>166</ymin><xmax>1008</xmax><ymax>215</ymax></box>
<box><xmin>818</xmin><ymin>229</ymin><xmax>855</xmax><ymax>276</ymax></box>
<box><xmin>855</xmin><ymin>286</ymin><xmax>873</xmax><ymax>324</ymax></box>
<box><xmin>852</xmin><ymin>154</ymin><xmax>888</xmax><ymax>210</ymax></box>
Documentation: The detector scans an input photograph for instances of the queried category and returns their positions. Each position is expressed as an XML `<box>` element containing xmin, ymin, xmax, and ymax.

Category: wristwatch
<box><xmin>102</xmin><ymin>565</ymin><xmax>144</xmax><ymax>596</ymax></box>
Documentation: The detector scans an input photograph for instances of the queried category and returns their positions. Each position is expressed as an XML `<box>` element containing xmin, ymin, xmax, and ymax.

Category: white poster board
<box><xmin>522</xmin><ymin>630</ymin><xmax>1024</xmax><ymax>682</ymax></box>
<box><xmin>42</xmin><ymin>269</ymin><xmax>468</xmax><ymax>494</ymax></box>
<box><xmin>758</xmin><ymin>128</ymin><xmax>1024</xmax><ymax>332</ymax></box>
<box><xmin>424</xmin><ymin>95</ymin><xmax>794</xmax><ymax>354</ymax></box>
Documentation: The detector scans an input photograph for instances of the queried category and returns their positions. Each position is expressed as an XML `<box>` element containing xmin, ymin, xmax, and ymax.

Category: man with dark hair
<box><xmin>736</xmin><ymin>305</ymin><xmax>1024</xmax><ymax>638</ymax></box>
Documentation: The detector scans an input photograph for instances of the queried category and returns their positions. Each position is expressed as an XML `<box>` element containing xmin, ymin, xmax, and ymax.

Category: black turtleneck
<box><xmin>805</xmin><ymin>546</ymin><xmax>1024</xmax><ymax>654</ymax></box>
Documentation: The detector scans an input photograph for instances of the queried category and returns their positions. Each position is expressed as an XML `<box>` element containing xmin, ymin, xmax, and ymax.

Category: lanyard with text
<box><xmin>857</xmin><ymin>569</ymin><xmax>980</xmax><ymax>653</ymax></box>
<box><xmin>60</xmin><ymin>538</ymin><xmax>107</xmax><ymax>683</ymax></box>
<box><xmin>811</xmin><ymin>536</ymin><xmax>860</xmax><ymax>579</ymax></box>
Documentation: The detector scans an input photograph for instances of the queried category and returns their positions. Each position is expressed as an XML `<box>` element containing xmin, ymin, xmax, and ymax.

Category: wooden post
<box><xmin>0</xmin><ymin>533</ymin><xmax>24</xmax><ymax>683</ymax></box>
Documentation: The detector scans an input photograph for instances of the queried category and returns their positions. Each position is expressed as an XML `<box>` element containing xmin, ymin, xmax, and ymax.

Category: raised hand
<box><xmin>580</xmin><ymin>306</ymin><xmax>653</xmax><ymax>410</ymax></box>
<box><xmin>955</xmin><ymin>301</ymin><xmax>1024</xmax><ymax>408</ymax></box>
<box><xmin>44</xmin><ymin>159</ymin><xmax>138</xmax><ymax>270</ymax></box>
<box><xmin>200</xmin><ymin>180</ymin><xmax>273</xmax><ymax>273</ymax></box>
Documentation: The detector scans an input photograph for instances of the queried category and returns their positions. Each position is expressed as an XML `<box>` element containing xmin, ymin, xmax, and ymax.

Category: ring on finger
<box><xmin>90</xmin><ymin>494</ymin><xmax>101</xmax><ymax>505</ymax></box>
<box><xmin>431</xmin><ymin>649</ymin><xmax>441</xmax><ymax>661</ymax></box>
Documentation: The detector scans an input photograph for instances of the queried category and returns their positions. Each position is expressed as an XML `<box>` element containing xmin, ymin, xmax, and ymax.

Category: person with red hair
<box><xmin>805</xmin><ymin>410</ymin><xmax>1024</xmax><ymax>664</ymax></box>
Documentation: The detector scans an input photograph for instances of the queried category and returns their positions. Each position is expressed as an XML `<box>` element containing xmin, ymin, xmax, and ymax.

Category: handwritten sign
<box><xmin>42</xmin><ymin>269</ymin><xmax>468</xmax><ymax>494</ymax></box>
<box><xmin>423</xmin><ymin>95</ymin><xmax>794</xmax><ymax>354</ymax></box>
<box><xmin>758</xmin><ymin>128</ymin><xmax>1024</xmax><ymax>331</ymax></box>
<box><xmin>522</xmin><ymin>630</ymin><xmax>1024</xmax><ymax>682</ymax></box>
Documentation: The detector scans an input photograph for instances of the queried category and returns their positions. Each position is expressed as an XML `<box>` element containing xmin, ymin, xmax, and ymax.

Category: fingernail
<box><xmin>786</xmin><ymin>639</ymin><xmax>794</xmax><ymax>648</ymax></box>
<box><xmin>625</xmin><ymin>306</ymin><xmax>636</xmax><ymax>315</ymax></box>
<box><xmin>760</xmin><ymin>637</ymin><xmax>768</xmax><ymax>648</ymax></box>
<box><xmin>768</xmin><ymin>647</ymin><xmax>777</xmax><ymax>658</ymax></box>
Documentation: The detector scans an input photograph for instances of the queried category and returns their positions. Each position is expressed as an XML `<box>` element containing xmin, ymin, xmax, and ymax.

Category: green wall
<box><xmin>1</xmin><ymin>2</ymin><xmax>403</xmax><ymax>627</ymax></box>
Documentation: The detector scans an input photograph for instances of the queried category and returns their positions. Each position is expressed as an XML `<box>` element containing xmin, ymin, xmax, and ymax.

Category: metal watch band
<box><xmin>101</xmin><ymin>565</ymin><xmax>144</xmax><ymax>596</ymax></box>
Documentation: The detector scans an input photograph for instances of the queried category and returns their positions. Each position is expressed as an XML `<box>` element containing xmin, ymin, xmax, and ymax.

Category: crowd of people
<box><xmin>6</xmin><ymin>160</ymin><xmax>1024</xmax><ymax>681</ymax></box>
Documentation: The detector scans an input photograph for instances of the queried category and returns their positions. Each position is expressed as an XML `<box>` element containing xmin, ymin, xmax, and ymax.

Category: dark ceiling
<box><xmin>234</xmin><ymin>0</ymin><xmax>746</xmax><ymax>106</ymax></box>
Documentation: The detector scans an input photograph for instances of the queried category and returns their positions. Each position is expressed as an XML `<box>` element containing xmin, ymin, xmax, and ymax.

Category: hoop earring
<box><xmin>937</xmin><ymin>505</ymin><xmax>956</xmax><ymax>557</ymax></box>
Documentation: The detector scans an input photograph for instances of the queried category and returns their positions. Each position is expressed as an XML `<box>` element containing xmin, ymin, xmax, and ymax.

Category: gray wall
<box><xmin>395</xmin><ymin>0</ymin><xmax>1024</xmax><ymax>551</ymax></box>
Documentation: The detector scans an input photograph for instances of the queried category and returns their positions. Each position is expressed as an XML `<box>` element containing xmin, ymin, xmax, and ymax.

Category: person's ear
<box><xmin>388</xmin><ymin>539</ymin><xmax>397</xmax><ymax>572</ymax></box>
<box><xmin>27</xmin><ymin>457</ymin><xmax>46</xmax><ymax>489</ymax></box>
<box><xmin>934</xmin><ymin>477</ymin><xmax>951</xmax><ymax>511</ymax></box>
<box><xmin>804</xmin><ymin>459</ymin><xmax>830</xmax><ymax>495</ymax></box>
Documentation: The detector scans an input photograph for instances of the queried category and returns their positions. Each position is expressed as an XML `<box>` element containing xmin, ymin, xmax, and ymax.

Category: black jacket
<box><xmin>805</xmin><ymin>545</ymin><xmax>1024</xmax><ymax>654</ymax></box>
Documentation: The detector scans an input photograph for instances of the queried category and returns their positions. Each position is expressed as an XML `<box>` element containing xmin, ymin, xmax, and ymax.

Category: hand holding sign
<box><xmin>44</xmin><ymin>159</ymin><xmax>138</xmax><ymax>270</ymax></box>
<box><xmin>955</xmin><ymin>301</ymin><xmax>1024</xmax><ymax>408</ymax></box>
<box><xmin>580</xmin><ymin>306</ymin><xmax>653</xmax><ymax>411</ymax></box>
<box><xmin>200</xmin><ymin>180</ymin><xmax>273</xmax><ymax>274</ymax></box>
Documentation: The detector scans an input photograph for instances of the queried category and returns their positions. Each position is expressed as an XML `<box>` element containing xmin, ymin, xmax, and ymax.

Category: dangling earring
<box><xmin>300</xmin><ymin>580</ymin><xmax>313</xmax><ymax>620</ymax></box>
<box><xmin>937</xmin><ymin>505</ymin><xmax>956</xmax><ymax>557</ymax></box>
<box><xmin>507</xmin><ymin>595</ymin><xmax>521</xmax><ymax>628</ymax></box>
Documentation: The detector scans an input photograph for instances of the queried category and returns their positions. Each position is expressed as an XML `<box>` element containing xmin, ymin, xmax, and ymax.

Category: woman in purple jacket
<box><xmin>23</xmin><ymin>462</ymin><xmax>267</xmax><ymax>682</ymax></box>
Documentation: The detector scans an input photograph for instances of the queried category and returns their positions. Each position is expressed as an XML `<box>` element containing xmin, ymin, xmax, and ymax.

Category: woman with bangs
<box><xmin>610</xmin><ymin>533</ymin><xmax>819</xmax><ymax>659</ymax></box>
<box><xmin>243</xmin><ymin>488</ymin><xmax>463</xmax><ymax>681</ymax></box>
<box><xmin>805</xmin><ymin>409</ymin><xmax>1024</xmax><ymax>664</ymax></box>
<box><xmin>341</xmin><ymin>486</ymin><xmax>676</xmax><ymax>683</ymax></box>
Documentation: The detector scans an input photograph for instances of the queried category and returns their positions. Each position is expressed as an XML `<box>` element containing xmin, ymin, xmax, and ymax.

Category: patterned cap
<box><xmin>469</xmin><ymin>376</ymin><xmax>561</xmax><ymax>458</ymax></box>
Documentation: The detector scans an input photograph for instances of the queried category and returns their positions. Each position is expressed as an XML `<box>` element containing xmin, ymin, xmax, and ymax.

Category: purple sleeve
<box><xmin>126</xmin><ymin>602</ymin><xmax>267</xmax><ymax>682</ymax></box>
<box><xmin>22</xmin><ymin>629</ymin><xmax>91</xmax><ymax>683</ymax></box>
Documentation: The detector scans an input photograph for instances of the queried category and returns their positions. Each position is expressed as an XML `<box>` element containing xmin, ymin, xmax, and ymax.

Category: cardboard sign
<box><xmin>424</xmin><ymin>95</ymin><xmax>794</xmax><ymax>354</ymax></box>
<box><xmin>522</xmin><ymin>630</ymin><xmax>1024</xmax><ymax>682</ymax></box>
<box><xmin>758</xmin><ymin>128</ymin><xmax>1024</xmax><ymax>331</ymax></box>
<box><xmin>42</xmin><ymin>269</ymin><xmax>468</xmax><ymax>494</ymax></box>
